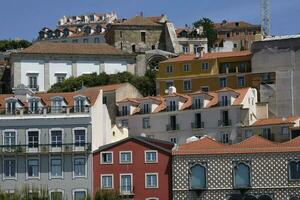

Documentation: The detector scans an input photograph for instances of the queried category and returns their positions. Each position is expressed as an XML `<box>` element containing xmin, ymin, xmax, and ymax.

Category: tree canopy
<box><xmin>48</xmin><ymin>70</ymin><xmax>157</xmax><ymax>97</ymax></box>
<box><xmin>0</xmin><ymin>39</ymin><xmax>32</xmax><ymax>52</ymax></box>
<box><xmin>193</xmin><ymin>17</ymin><xmax>217</xmax><ymax>49</ymax></box>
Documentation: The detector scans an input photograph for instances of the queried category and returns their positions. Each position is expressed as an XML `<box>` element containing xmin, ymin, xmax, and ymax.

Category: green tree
<box><xmin>0</xmin><ymin>39</ymin><xmax>32</xmax><ymax>52</ymax></box>
<box><xmin>94</xmin><ymin>190</ymin><xmax>121</xmax><ymax>200</ymax></box>
<box><xmin>193</xmin><ymin>17</ymin><xmax>217</xmax><ymax>49</ymax></box>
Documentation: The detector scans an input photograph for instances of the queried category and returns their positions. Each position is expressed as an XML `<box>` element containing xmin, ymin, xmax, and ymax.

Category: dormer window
<box><xmin>192</xmin><ymin>98</ymin><xmax>203</xmax><ymax>109</ymax></box>
<box><xmin>51</xmin><ymin>97</ymin><xmax>63</xmax><ymax>113</ymax></box>
<box><xmin>220</xmin><ymin>96</ymin><xmax>229</xmax><ymax>106</ymax></box>
<box><xmin>28</xmin><ymin>98</ymin><xmax>41</xmax><ymax>114</ymax></box>
<box><xmin>74</xmin><ymin>96</ymin><xmax>88</xmax><ymax>113</ymax></box>
<box><xmin>167</xmin><ymin>100</ymin><xmax>177</xmax><ymax>112</ymax></box>
<box><xmin>121</xmin><ymin>106</ymin><xmax>129</xmax><ymax>116</ymax></box>
<box><xmin>141</xmin><ymin>103</ymin><xmax>150</xmax><ymax>114</ymax></box>
<box><xmin>6</xmin><ymin>99</ymin><xmax>17</xmax><ymax>115</ymax></box>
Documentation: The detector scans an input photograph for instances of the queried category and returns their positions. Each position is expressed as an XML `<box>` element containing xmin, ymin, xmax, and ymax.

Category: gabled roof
<box><xmin>173</xmin><ymin>135</ymin><xmax>300</xmax><ymax>156</ymax></box>
<box><xmin>214</xmin><ymin>21</ymin><xmax>261</xmax><ymax>30</ymax></box>
<box><xmin>251</xmin><ymin>116</ymin><xmax>300</xmax><ymax>127</ymax></box>
<box><xmin>115</xmin><ymin>16</ymin><xmax>163</xmax><ymax>26</ymax></box>
<box><xmin>94</xmin><ymin>136</ymin><xmax>173</xmax><ymax>154</ymax></box>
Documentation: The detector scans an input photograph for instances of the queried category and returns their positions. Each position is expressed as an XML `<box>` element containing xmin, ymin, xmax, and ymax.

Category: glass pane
<box><xmin>190</xmin><ymin>165</ymin><xmax>206</xmax><ymax>189</ymax></box>
<box><xmin>234</xmin><ymin>163</ymin><xmax>250</xmax><ymax>188</ymax></box>
<box><xmin>74</xmin><ymin>191</ymin><xmax>86</xmax><ymax>200</ymax></box>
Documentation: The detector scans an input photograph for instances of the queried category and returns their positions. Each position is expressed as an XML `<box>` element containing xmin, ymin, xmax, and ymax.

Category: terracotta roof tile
<box><xmin>116</xmin><ymin>16</ymin><xmax>162</xmax><ymax>26</ymax></box>
<box><xmin>214</xmin><ymin>21</ymin><xmax>260</xmax><ymax>30</ymax></box>
<box><xmin>251</xmin><ymin>116</ymin><xmax>300</xmax><ymax>126</ymax></box>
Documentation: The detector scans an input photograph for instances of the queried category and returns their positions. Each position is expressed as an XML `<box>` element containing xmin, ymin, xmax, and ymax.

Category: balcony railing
<box><xmin>166</xmin><ymin>124</ymin><xmax>180</xmax><ymax>131</ymax></box>
<box><xmin>0</xmin><ymin>106</ymin><xmax>90</xmax><ymax>116</ymax></box>
<box><xmin>0</xmin><ymin>143</ymin><xmax>91</xmax><ymax>154</ymax></box>
<box><xmin>119</xmin><ymin>186</ymin><xmax>134</xmax><ymax>196</ymax></box>
<box><xmin>191</xmin><ymin>122</ymin><xmax>204</xmax><ymax>129</ymax></box>
<box><xmin>218</xmin><ymin>120</ymin><xmax>232</xmax><ymax>127</ymax></box>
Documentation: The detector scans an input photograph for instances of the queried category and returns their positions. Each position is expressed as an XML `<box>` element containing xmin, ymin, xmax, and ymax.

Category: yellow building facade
<box><xmin>156</xmin><ymin>51</ymin><xmax>253</xmax><ymax>95</ymax></box>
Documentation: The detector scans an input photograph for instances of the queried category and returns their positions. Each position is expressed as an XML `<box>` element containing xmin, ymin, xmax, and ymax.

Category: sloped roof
<box><xmin>251</xmin><ymin>116</ymin><xmax>300</xmax><ymax>126</ymax></box>
<box><xmin>214</xmin><ymin>21</ymin><xmax>260</xmax><ymax>30</ymax></box>
<box><xmin>160</xmin><ymin>51</ymin><xmax>251</xmax><ymax>64</ymax></box>
<box><xmin>18</xmin><ymin>42</ymin><xmax>127</xmax><ymax>56</ymax></box>
<box><xmin>173</xmin><ymin>135</ymin><xmax>300</xmax><ymax>155</ymax></box>
<box><xmin>115</xmin><ymin>16</ymin><xmax>163</xmax><ymax>26</ymax></box>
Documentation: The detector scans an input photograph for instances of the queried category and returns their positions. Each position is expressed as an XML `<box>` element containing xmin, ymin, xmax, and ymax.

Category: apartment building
<box><xmin>156</xmin><ymin>50</ymin><xmax>253</xmax><ymax>95</ymax></box>
<box><xmin>241</xmin><ymin>116</ymin><xmax>300</xmax><ymax>142</ymax></box>
<box><xmin>172</xmin><ymin>135</ymin><xmax>300</xmax><ymax>200</ymax></box>
<box><xmin>10</xmin><ymin>42</ymin><xmax>137</xmax><ymax>92</ymax></box>
<box><xmin>116</xmin><ymin>87</ymin><xmax>267</xmax><ymax>144</ymax></box>
<box><xmin>0</xmin><ymin>85</ymin><xmax>111</xmax><ymax>199</ymax></box>
<box><xmin>93</xmin><ymin>136</ymin><xmax>173</xmax><ymax>200</ymax></box>
<box><xmin>213</xmin><ymin>20</ymin><xmax>261</xmax><ymax>51</ymax></box>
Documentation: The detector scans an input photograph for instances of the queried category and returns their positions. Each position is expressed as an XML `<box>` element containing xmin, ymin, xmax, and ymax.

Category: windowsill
<box><xmin>73</xmin><ymin>175</ymin><xmax>87</xmax><ymax>179</ymax></box>
<box><xmin>145</xmin><ymin>186</ymin><xmax>158</xmax><ymax>189</ymax></box>
<box><xmin>120</xmin><ymin>162</ymin><xmax>133</xmax><ymax>165</ymax></box>
<box><xmin>3</xmin><ymin>177</ymin><xmax>17</xmax><ymax>181</ymax></box>
<box><xmin>145</xmin><ymin>161</ymin><xmax>158</xmax><ymax>164</ymax></box>
<box><xmin>27</xmin><ymin>176</ymin><xmax>40</xmax><ymax>180</ymax></box>
<box><xmin>101</xmin><ymin>162</ymin><xmax>113</xmax><ymax>165</ymax></box>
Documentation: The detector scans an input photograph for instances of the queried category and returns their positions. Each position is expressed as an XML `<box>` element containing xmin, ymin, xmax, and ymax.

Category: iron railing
<box><xmin>166</xmin><ymin>124</ymin><xmax>180</xmax><ymax>131</ymax></box>
<box><xmin>218</xmin><ymin>120</ymin><xmax>232</xmax><ymax>127</ymax></box>
<box><xmin>191</xmin><ymin>122</ymin><xmax>204</xmax><ymax>129</ymax></box>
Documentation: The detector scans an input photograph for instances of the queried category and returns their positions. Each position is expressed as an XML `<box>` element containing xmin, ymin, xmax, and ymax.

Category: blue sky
<box><xmin>1</xmin><ymin>0</ymin><xmax>299</xmax><ymax>40</ymax></box>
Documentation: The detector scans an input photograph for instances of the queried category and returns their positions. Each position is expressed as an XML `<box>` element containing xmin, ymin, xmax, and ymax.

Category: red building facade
<box><xmin>93</xmin><ymin>136</ymin><xmax>173</xmax><ymax>200</ymax></box>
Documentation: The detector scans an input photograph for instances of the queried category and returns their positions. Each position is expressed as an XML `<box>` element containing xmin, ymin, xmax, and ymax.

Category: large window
<box><xmin>27</xmin><ymin>130</ymin><xmax>39</xmax><ymax>150</ymax></box>
<box><xmin>167</xmin><ymin>100</ymin><xmax>177</xmax><ymax>112</ymax></box>
<box><xmin>220</xmin><ymin>95</ymin><xmax>229</xmax><ymax>106</ymax></box>
<box><xmin>73</xmin><ymin>190</ymin><xmax>87</xmax><ymax>200</ymax></box>
<box><xmin>183</xmin><ymin>80</ymin><xmax>191</xmax><ymax>91</ymax></box>
<box><xmin>192</xmin><ymin>98</ymin><xmax>203</xmax><ymax>109</ymax></box>
<box><xmin>189</xmin><ymin>164</ymin><xmax>207</xmax><ymax>189</ymax></box>
<box><xmin>145</xmin><ymin>173</ymin><xmax>158</xmax><ymax>188</ymax></box>
<box><xmin>141</xmin><ymin>103</ymin><xmax>150</xmax><ymax>114</ymax></box>
<box><xmin>6</xmin><ymin>100</ymin><xmax>17</xmax><ymax>115</ymax></box>
<box><xmin>51</xmin><ymin>97</ymin><xmax>63</xmax><ymax>113</ymax></box>
<box><xmin>101</xmin><ymin>175</ymin><xmax>113</xmax><ymax>189</ymax></box>
<box><xmin>4</xmin><ymin>130</ymin><xmax>16</xmax><ymax>146</ymax></box>
<box><xmin>3</xmin><ymin>158</ymin><xmax>16</xmax><ymax>179</ymax></box>
<box><xmin>74</xmin><ymin>96</ymin><xmax>86</xmax><ymax>113</ymax></box>
<box><xmin>73</xmin><ymin>157</ymin><xmax>86</xmax><ymax>178</ymax></box>
<box><xmin>51</xmin><ymin>129</ymin><xmax>62</xmax><ymax>149</ymax></box>
<box><xmin>28</xmin><ymin>74</ymin><xmax>38</xmax><ymax>90</ymax></box>
<box><xmin>289</xmin><ymin>161</ymin><xmax>300</xmax><ymax>180</ymax></box>
<box><xmin>121</xmin><ymin>106</ymin><xmax>129</xmax><ymax>116</ymax></box>
<box><xmin>145</xmin><ymin>150</ymin><xmax>158</xmax><ymax>163</ymax></box>
<box><xmin>27</xmin><ymin>158</ymin><xmax>39</xmax><ymax>178</ymax></box>
<box><xmin>74</xmin><ymin>129</ymin><xmax>86</xmax><ymax>148</ymax></box>
<box><xmin>120</xmin><ymin>174</ymin><xmax>133</xmax><ymax>194</ymax></box>
<box><xmin>28</xmin><ymin>98</ymin><xmax>40</xmax><ymax>114</ymax></box>
<box><xmin>51</xmin><ymin>157</ymin><xmax>62</xmax><ymax>178</ymax></box>
<box><xmin>233</xmin><ymin>162</ymin><xmax>251</xmax><ymax>188</ymax></box>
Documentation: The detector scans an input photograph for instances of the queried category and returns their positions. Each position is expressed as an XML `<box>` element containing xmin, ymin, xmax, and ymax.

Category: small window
<box><xmin>74</xmin><ymin>190</ymin><xmax>87</xmax><ymax>200</ymax></box>
<box><xmin>237</xmin><ymin>76</ymin><xmax>245</xmax><ymax>87</ymax></box>
<box><xmin>189</xmin><ymin>164</ymin><xmax>207</xmax><ymax>189</ymax></box>
<box><xmin>6</xmin><ymin>100</ymin><xmax>17</xmax><ymax>115</ymax></box>
<box><xmin>233</xmin><ymin>162</ymin><xmax>251</xmax><ymax>188</ymax></box>
<box><xmin>183</xmin><ymin>80</ymin><xmax>191</xmax><ymax>91</ymax></box>
<box><xmin>234</xmin><ymin>43</ymin><xmax>238</xmax><ymax>48</ymax></box>
<box><xmin>167</xmin><ymin>100</ymin><xmax>177</xmax><ymax>111</ymax></box>
<box><xmin>183</xmin><ymin>64</ymin><xmax>190</xmax><ymax>72</ymax></box>
<box><xmin>83</xmin><ymin>38</ymin><xmax>88</xmax><ymax>43</ymax></box>
<box><xmin>143</xmin><ymin>117</ymin><xmax>151</xmax><ymax>129</ymax></box>
<box><xmin>192</xmin><ymin>98</ymin><xmax>203</xmax><ymax>109</ymax></box>
<box><xmin>73</xmin><ymin>157</ymin><xmax>86</xmax><ymax>177</ymax></box>
<box><xmin>121</xmin><ymin>119</ymin><xmax>128</xmax><ymax>128</ymax></box>
<box><xmin>27</xmin><ymin>130</ymin><xmax>39</xmax><ymax>149</ymax></box>
<box><xmin>226</xmin><ymin>33</ymin><xmax>230</xmax><ymax>38</ymax></box>
<box><xmin>74</xmin><ymin>129</ymin><xmax>86</xmax><ymax>148</ymax></box>
<box><xmin>166</xmin><ymin>65</ymin><xmax>173</xmax><ymax>73</ymax></box>
<box><xmin>165</xmin><ymin>81</ymin><xmax>173</xmax><ymax>89</ymax></box>
<box><xmin>132</xmin><ymin>44</ymin><xmax>136</xmax><ymax>53</ymax></box>
<box><xmin>94</xmin><ymin>38</ymin><xmax>100</xmax><ymax>43</ymax></box>
<box><xmin>50</xmin><ymin>191</ymin><xmax>63</xmax><ymax>200</ymax></box>
<box><xmin>201</xmin><ymin>86</ymin><xmax>209</xmax><ymax>93</ymax></box>
<box><xmin>120</xmin><ymin>31</ymin><xmax>123</xmax><ymax>38</ymax></box>
<box><xmin>141</xmin><ymin>32</ymin><xmax>146</xmax><ymax>43</ymax></box>
<box><xmin>101</xmin><ymin>175</ymin><xmax>113</xmax><ymax>189</ymax></box>
<box><xmin>289</xmin><ymin>161</ymin><xmax>300</xmax><ymax>180</ymax></box>
<box><xmin>3</xmin><ymin>130</ymin><xmax>16</xmax><ymax>146</ymax></box>
<box><xmin>245</xmin><ymin>130</ymin><xmax>253</xmax><ymax>138</ymax></box>
<box><xmin>220</xmin><ymin>96</ymin><xmax>229</xmax><ymax>106</ymax></box>
<box><xmin>51</xmin><ymin>97</ymin><xmax>63</xmax><ymax>113</ymax></box>
<box><xmin>145</xmin><ymin>151</ymin><xmax>158</xmax><ymax>163</ymax></box>
<box><xmin>145</xmin><ymin>173</ymin><xmax>158</xmax><ymax>188</ymax></box>
<box><xmin>56</xmin><ymin>74</ymin><xmax>66</xmax><ymax>84</ymax></box>
<box><xmin>28</xmin><ymin>98</ymin><xmax>40</xmax><ymax>114</ymax></box>
<box><xmin>74</xmin><ymin>96</ymin><xmax>87</xmax><ymax>113</ymax></box>
<box><xmin>182</xmin><ymin>45</ymin><xmax>189</xmax><ymax>53</ymax></box>
<box><xmin>282</xmin><ymin>127</ymin><xmax>289</xmax><ymax>135</ymax></box>
<box><xmin>50</xmin><ymin>129</ymin><xmax>62</xmax><ymax>149</ymax></box>
<box><xmin>202</xmin><ymin>62</ymin><xmax>209</xmax><ymax>70</ymax></box>
<box><xmin>103</xmin><ymin>96</ymin><xmax>107</xmax><ymax>104</ymax></box>
<box><xmin>222</xmin><ymin>132</ymin><xmax>229</xmax><ymax>143</ymax></box>
<box><xmin>219</xmin><ymin>77</ymin><xmax>227</xmax><ymax>88</ymax></box>
<box><xmin>170</xmin><ymin>137</ymin><xmax>177</xmax><ymax>144</ymax></box>
<box><xmin>121</xmin><ymin>106</ymin><xmax>129</xmax><ymax>116</ymax></box>
<box><xmin>101</xmin><ymin>152</ymin><xmax>113</xmax><ymax>164</ymax></box>
<box><xmin>28</xmin><ymin>74</ymin><xmax>38</xmax><ymax>91</ymax></box>
<box><xmin>120</xmin><ymin>151</ymin><xmax>132</xmax><ymax>164</ymax></box>
<box><xmin>141</xmin><ymin>104</ymin><xmax>150</xmax><ymax>114</ymax></box>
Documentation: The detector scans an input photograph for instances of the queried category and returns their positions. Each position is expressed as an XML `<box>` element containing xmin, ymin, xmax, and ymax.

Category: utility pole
<box><xmin>261</xmin><ymin>0</ymin><xmax>271</xmax><ymax>36</ymax></box>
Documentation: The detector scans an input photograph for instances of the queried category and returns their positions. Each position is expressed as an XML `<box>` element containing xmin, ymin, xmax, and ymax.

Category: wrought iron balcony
<box><xmin>218</xmin><ymin>120</ymin><xmax>232</xmax><ymax>127</ymax></box>
<box><xmin>166</xmin><ymin>124</ymin><xmax>180</xmax><ymax>131</ymax></box>
<box><xmin>191</xmin><ymin>121</ymin><xmax>205</xmax><ymax>129</ymax></box>
<box><xmin>0</xmin><ymin>143</ymin><xmax>91</xmax><ymax>154</ymax></box>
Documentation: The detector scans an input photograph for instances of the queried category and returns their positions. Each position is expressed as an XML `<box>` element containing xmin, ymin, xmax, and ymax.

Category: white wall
<box><xmin>104</xmin><ymin>62</ymin><xmax>127</xmax><ymax>74</ymax></box>
<box><xmin>20</xmin><ymin>61</ymin><xmax>45</xmax><ymax>91</ymax></box>
<box><xmin>77</xmin><ymin>61</ymin><xmax>100</xmax><ymax>76</ymax></box>
<box><xmin>49</xmin><ymin>61</ymin><xmax>72</xmax><ymax>86</ymax></box>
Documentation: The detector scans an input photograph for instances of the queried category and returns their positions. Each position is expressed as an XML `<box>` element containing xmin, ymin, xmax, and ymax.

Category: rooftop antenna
<box><xmin>261</xmin><ymin>0</ymin><xmax>271</xmax><ymax>36</ymax></box>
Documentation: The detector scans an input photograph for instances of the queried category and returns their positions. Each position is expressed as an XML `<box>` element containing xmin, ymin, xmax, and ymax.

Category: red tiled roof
<box><xmin>214</xmin><ymin>21</ymin><xmax>260</xmax><ymax>30</ymax></box>
<box><xmin>160</xmin><ymin>51</ymin><xmax>251</xmax><ymax>64</ymax></box>
<box><xmin>173</xmin><ymin>135</ymin><xmax>300</xmax><ymax>155</ymax></box>
<box><xmin>251</xmin><ymin>116</ymin><xmax>300</xmax><ymax>126</ymax></box>
<box><xmin>116</xmin><ymin>16</ymin><xmax>162</xmax><ymax>26</ymax></box>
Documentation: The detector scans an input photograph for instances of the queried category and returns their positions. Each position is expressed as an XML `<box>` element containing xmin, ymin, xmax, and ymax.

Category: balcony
<box><xmin>119</xmin><ymin>186</ymin><xmax>134</xmax><ymax>196</ymax></box>
<box><xmin>191</xmin><ymin>122</ymin><xmax>204</xmax><ymax>129</ymax></box>
<box><xmin>0</xmin><ymin>143</ymin><xmax>91</xmax><ymax>154</ymax></box>
<box><xmin>166</xmin><ymin>124</ymin><xmax>180</xmax><ymax>131</ymax></box>
<box><xmin>218</xmin><ymin>120</ymin><xmax>232</xmax><ymax>127</ymax></box>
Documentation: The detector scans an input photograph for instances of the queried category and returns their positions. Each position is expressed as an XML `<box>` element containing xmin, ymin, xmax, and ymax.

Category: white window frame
<box><xmin>146</xmin><ymin>198</ymin><xmax>159</xmax><ymax>200</ymax></box>
<box><xmin>183</xmin><ymin>80</ymin><xmax>192</xmax><ymax>91</ymax></box>
<box><xmin>72</xmin><ymin>189</ymin><xmax>87</xmax><ymax>200</ymax></box>
<box><xmin>202</xmin><ymin>62</ymin><xmax>209</xmax><ymax>70</ymax></box>
<box><xmin>26</xmin><ymin>156</ymin><xmax>40</xmax><ymax>180</ymax></box>
<box><xmin>73</xmin><ymin>155</ymin><xmax>87</xmax><ymax>179</ymax></box>
<box><xmin>119</xmin><ymin>173</ymin><xmax>133</xmax><ymax>194</ymax></box>
<box><xmin>101</xmin><ymin>174</ymin><xmax>114</xmax><ymax>189</ymax></box>
<box><xmin>100</xmin><ymin>151</ymin><xmax>113</xmax><ymax>164</ymax></box>
<box><xmin>3</xmin><ymin>156</ymin><xmax>17</xmax><ymax>180</ymax></box>
<box><xmin>166</xmin><ymin>65</ymin><xmax>173</xmax><ymax>73</ymax></box>
<box><xmin>183</xmin><ymin>64</ymin><xmax>190</xmax><ymax>72</ymax></box>
<box><xmin>144</xmin><ymin>150</ymin><xmax>158</xmax><ymax>163</ymax></box>
<box><xmin>72</xmin><ymin>127</ymin><xmax>87</xmax><ymax>151</ymax></box>
<box><xmin>26</xmin><ymin>129</ymin><xmax>40</xmax><ymax>153</ymax></box>
<box><xmin>2</xmin><ymin>129</ymin><xmax>17</xmax><ymax>146</ymax></box>
<box><xmin>119</xmin><ymin>151</ymin><xmax>133</xmax><ymax>164</ymax></box>
<box><xmin>145</xmin><ymin>173</ymin><xmax>159</xmax><ymax>188</ymax></box>
<box><xmin>49</xmin><ymin>189</ymin><xmax>64</xmax><ymax>200</ymax></box>
<box><xmin>49</xmin><ymin>155</ymin><xmax>63</xmax><ymax>179</ymax></box>
<box><xmin>49</xmin><ymin>128</ymin><xmax>64</xmax><ymax>152</ymax></box>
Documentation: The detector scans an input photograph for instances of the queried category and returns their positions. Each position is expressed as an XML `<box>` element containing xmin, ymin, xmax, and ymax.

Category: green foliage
<box><xmin>48</xmin><ymin>71</ymin><xmax>157</xmax><ymax>96</ymax></box>
<box><xmin>0</xmin><ymin>39</ymin><xmax>32</xmax><ymax>52</ymax></box>
<box><xmin>94</xmin><ymin>190</ymin><xmax>121</xmax><ymax>200</ymax></box>
<box><xmin>193</xmin><ymin>17</ymin><xmax>217</xmax><ymax>49</ymax></box>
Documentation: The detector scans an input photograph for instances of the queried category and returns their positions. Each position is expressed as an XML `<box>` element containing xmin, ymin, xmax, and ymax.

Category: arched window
<box><xmin>233</xmin><ymin>162</ymin><xmax>251</xmax><ymax>188</ymax></box>
<box><xmin>189</xmin><ymin>164</ymin><xmax>207</xmax><ymax>189</ymax></box>
<box><xmin>289</xmin><ymin>161</ymin><xmax>300</xmax><ymax>180</ymax></box>
<box><xmin>258</xmin><ymin>195</ymin><xmax>273</xmax><ymax>200</ymax></box>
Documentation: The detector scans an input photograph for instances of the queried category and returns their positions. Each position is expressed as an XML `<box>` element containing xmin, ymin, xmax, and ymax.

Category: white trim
<box><xmin>49</xmin><ymin>189</ymin><xmax>64</xmax><ymax>200</ymax></box>
<box><xmin>145</xmin><ymin>173</ymin><xmax>159</xmax><ymax>189</ymax></box>
<box><xmin>100</xmin><ymin>174</ymin><xmax>114</xmax><ymax>189</ymax></box>
<box><xmin>119</xmin><ymin>151</ymin><xmax>133</xmax><ymax>164</ymax></box>
<box><xmin>146</xmin><ymin>198</ymin><xmax>159</xmax><ymax>200</ymax></box>
<box><xmin>26</xmin><ymin>155</ymin><xmax>40</xmax><ymax>180</ymax></box>
<box><xmin>100</xmin><ymin>151</ymin><xmax>113</xmax><ymax>164</ymax></box>
<box><xmin>72</xmin><ymin>127</ymin><xmax>87</xmax><ymax>152</ymax></box>
<box><xmin>144</xmin><ymin>150</ymin><xmax>158</xmax><ymax>163</ymax></box>
<box><xmin>49</xmin><ymin>155</ymin><xmax>64</xmax><ymax>180</ymax></box>
<box><xmin>72</xmin><ymin>189</ymin><xmax>87</xmax><ymax>200</ymax></box>
<box><xmin>183</xmin><ymin>79</ymin><xmax>192</xmax><ymax>91</ymax></box>
<box><xmin>26</xmin><ymin>128</ymin><xmax>41</xmax><ymax>153</ymax></box>
<box><xmin>72</xmin><ymin>155</ymin><xmax>87</xmax><ymax>179</ymax></box>
<box><xmin>119</xmin><ymin>173</ymin><xmax>133</xmax><ymax>194</ymax></box>
<box><xmin>2</xmin><ymin>156</ymin><xmax>17</xmax><ymax>180</ymax></box>
<box><xmin>49</xmin><ymin>128</ymin><xmax>64</xmax><ymax>153</ymax></box>
<box><xmin>2</xmin><ymin>129</ymin><xmax>18</xmax><ymax>146</ymax></box>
